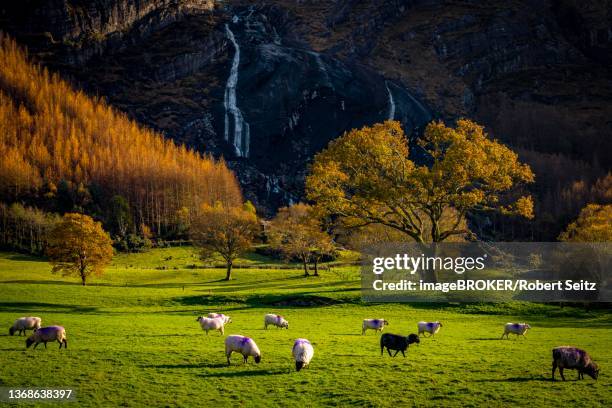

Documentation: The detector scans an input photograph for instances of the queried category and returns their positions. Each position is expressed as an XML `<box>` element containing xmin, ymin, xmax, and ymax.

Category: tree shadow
<box><xmin>145</xmin><ymin>362</ymin><xmax>227</xmax><ymax>369</ymax></box>
<box><xmin>468</xmin><ymin>338</ymin><xmax>503</xmax><ymax>341</ymax></box>
<box><xmin>127</xmin><ymin>333</ymin><xmax>201</xmax><ymax>338</ymax></box>
<box><xmin>0</xmin><ymin>302</ymin><xmax>99</xmax><ymax>314</ymax></box>
<box><xmin>471</xmin><ymin>376</ymin><xmax>550</xmax><ymax>383</ymax></box>
<box><xmin>196</xmin><ymin>368</ymin><xmax>288</xmax><ymax>378</ymax></box>
<box><xmin>2</xmin><ymin>280</ymin><xmax>83</xmax><ymax>286</ymax></box>
<box><xmin>3</xmin><ymin>253</ymin><xmax>45</xmax><ymax>262</ymax></box>
<box><xmin>173</xmin><ymin>292</ymin><xmax>350</xmax><ymax>308</ymax></box>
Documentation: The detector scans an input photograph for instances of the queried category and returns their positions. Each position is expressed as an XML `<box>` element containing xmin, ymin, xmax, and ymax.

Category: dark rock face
<box><xmin>1</xmin><ymin>1</ymin><xmax>434</xmax><ymax>210</ymax></box>
<box><xmin>1</xmin><ymin>0</ymin><xmax>611</xmax><ymax>231</ymax></box>
<box><xmin>0</xmin><ymin>0</ymin><xmax>215</xmax><ymax>64</ymax></box>
<box><xmin>217</xmin><ymin>6</ymin><xmax>432</xmax><ymax>206</ymax></box>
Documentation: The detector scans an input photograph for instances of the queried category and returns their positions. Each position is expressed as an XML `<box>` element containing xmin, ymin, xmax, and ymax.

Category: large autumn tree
<box><xmin>268</xmin><ymin>203</ymin><xmax>334</xmax><ymax>277</ymax></box>
<box><xmin>190</xmin><ymin>202</ymin><xmax>259</xmax><ymax>281</ymax></box>
<box><xmin>306</xmin><ymin>120</ymin><xmax>535</xmax><ymax>243</ymax></box>
<box><xmin>558</xmin><ymin>204</ymin><xmax>612</xmax><ymax>242</ymax></box>
<box><xmin>46</xmin><ymin>213</ymin><xmax>113</xmax><ymax>285</ymax></box>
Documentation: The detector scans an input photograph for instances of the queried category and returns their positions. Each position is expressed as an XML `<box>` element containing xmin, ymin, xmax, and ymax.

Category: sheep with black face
<box><xmin>552</xmin><ymin>346</ymin><xmax>599</xmax><ymax>381</ymax></box>
<box><xmin>225</xmin><ymin>335</ymin><xmax>261</xmax><ymax>365</ymax></box>
<box><xmin>418</xmin><ymin>321</ymin><xmax>442</xmax><ymax>337</ymax></box>
<box><xmin>292</xmin><ymin>338</ymin><xmax>314</xmax><ymax>371</ymax></box>
<box><xmin>26</xmin><ymin>326</ymin><xmax>67</xmax><ymax>349</ymax></box>
<box><xmin>10</xmin><ymin>317</ymin><xmax>41</xmax><ymax>336</ymax></box>
<box><xmin>362</xmin><ymin>319</ymin><xmax>388</xmax><ymax>335</ymax></box>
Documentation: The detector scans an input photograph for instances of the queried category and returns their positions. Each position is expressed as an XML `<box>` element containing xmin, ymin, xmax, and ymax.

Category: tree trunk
<box><xmin>429</xmin><ymin>243</ymin><xmax>439</xmax><ymax>283</ymax></box>
<box><xmin>313</xmin><ymin>259</ymin><xmax>319</xmax><ymax>277</ymax></box>
<box><xmin>80</xmin><ymin>271</ymin><xmax>86</xmax><ymax>286</ymax></box>
<box><xmin>225</xmin><ymin>261</ymin><xmax>232</xmax><ymax>281</ymax></box>
<box><xmin>302</xmin><ymin>258</ymin><xmax>310</xmax><ymax>277</ymax></box>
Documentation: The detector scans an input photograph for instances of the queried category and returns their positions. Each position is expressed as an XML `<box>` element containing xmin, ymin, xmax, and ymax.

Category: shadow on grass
<box><xmin>3</xmin><ymin>253</ymin><xmax>46</xmax><ymax>262</ymax></box>
<box><xmin>471</xmin><ymin>376</ymin><xmax>550</xmax><ymax>383</ymax></box>
<box><xmin>467</xmin><ymin>338</ymin><xmax>503</xmax><ymax>341</ymax></box>
<box><xmin>146</xmin><ymin>362</ymin><xmax>227</xmax><ymax>369</ymax></box>
<box><xmin>526</xmin><ymin>316</ymin><xmax>612</xmax><ymax>329</ymax></box>
<box><xmin>0</xmin><ymin>302</ymin><xmax>99</xmax><ymax>314</ymax></box>
<box><xmin>210</xmin><ymin>278</ymin><xmax>352</xmax><ymax>294</ymax></box>
<box><xmin>124</xmin><ymin>275</ymin><xmax>307</xmax><ymax>290</ymax></box>
<box><xmin>127</xmin><ymin>333</ymin><xmax>202</xmax><ymax>338</ymax></box>
<box><xmin>1</xmin><ymin>279</ymin><xmax>155</xmax><ymax>288</ymax></box>
<box><xmin>172</xmin><ymin>292</ymin><xmax>357</xmax><ymax>308</ymax></box>
<box><xmin>197</xmin><ymin>368</ymin><xmax>288</xmax><ymax>378</ymax></box>
<box><xmin>2</xmin><ymin>280</ymin><xmax>85</xmax><ymax>286</ymax></box>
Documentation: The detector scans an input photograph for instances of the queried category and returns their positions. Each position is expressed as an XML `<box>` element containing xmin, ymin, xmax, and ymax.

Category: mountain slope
<box><xmin>0</xmin><ymin>34</ymin><xmax>241</xmax><ymax>235</ymax></box>
<box><xmin>1</xmin><ymin>0</ymin><xmax>610</xmax><ymax>238</ymax></box>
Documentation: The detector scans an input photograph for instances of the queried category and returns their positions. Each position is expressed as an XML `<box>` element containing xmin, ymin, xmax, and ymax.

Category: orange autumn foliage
<box><xmin>0</xmin><ymin>34</ymin><xmax>242</xmax><ymax>234</ymax></box>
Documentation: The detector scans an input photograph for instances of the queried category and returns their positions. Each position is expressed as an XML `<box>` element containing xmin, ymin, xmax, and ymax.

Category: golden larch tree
<box><xmin>558</xmin><ymin>204</ymin><xmax>612</xmax><ymax>242</ymax></box>
<box><xmin>0</xmin><ymin>34</ymin><xmax>242</xmax><ymax>235</ymax></box>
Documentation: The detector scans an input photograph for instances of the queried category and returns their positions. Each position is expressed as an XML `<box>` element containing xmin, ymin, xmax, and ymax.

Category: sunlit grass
<box><xmin>0</xmin><ymin>249</ymin><xmax>610</xmax><ymax>407</ymax></box>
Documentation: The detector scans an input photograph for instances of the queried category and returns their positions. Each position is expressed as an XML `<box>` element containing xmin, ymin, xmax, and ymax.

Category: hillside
<box><xmin>0</xmin><ymin>34</ymin><xmax>241</xmax><ymax>237</ymax></box>
<box><xmin>1</xmin><ymin>0</ymin><xmax>611</xmax><ymax>238</ymax></box>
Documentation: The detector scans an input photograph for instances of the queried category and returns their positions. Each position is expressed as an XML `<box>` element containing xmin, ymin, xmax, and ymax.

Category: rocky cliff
<box><xmin>0</xmin><ymin>0</ymin><xmax>214</xmax><ymax>64</ymax></box>
<box><xmin>1</xmin><ymin>0</ymin><xmax>611</xmax><ymax>237</ymax></box>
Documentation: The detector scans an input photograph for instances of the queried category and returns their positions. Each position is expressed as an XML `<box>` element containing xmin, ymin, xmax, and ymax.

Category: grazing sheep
<box><xmin>501</xmin><ymin>323</ymin><xmax>531</xmax><ymax>339</ymax></box>
<box><xmin>225</xmin><ymin>335</ymin><xmax>261</xmax><ymax>365</ymax></box>
<box><xmin>9</xmin><ymin>317</ymin><xmax>41</xmax><ymax>336</ymax></box>
<box><xmin>207</xmin><ymin>313</ymin><xmax>232</xmax><ymax>324</ymax></box>
<box><xmin>26</xmin><ymin>326</ymin><xmax>67</xmax><ymax>349</ymax></box>
<box><xmin>196</xmin><ymin>316</ymin><xmax>225</xmax><ymax>335</ymax></box>
<box><xmin>362</xmin><ymin>319</ymin><xmax>389</xmax><ymax>335</ymax></box>
<box><xmin>264</xmin><ymin>314</ymin><xmax>289</xmax><ymax>329</ymax></box>
<box><xmin>552</xmin><ymin>346</ymin><xmax>599</xmax><ymax>381</ymax></box>
<box><xmin>292</xmin><ymin>338</ymin><xmax>314</xmax><ymax>371</ymax></box>
<box><xmin>418</xmin><ymin>321</ymin><xmax>442</xmax><ymax>337</ymax></box>
<box><xmin>380</xmin><ymin>333</ymin><xmax>420</xmax><ymax>357</ymax></box>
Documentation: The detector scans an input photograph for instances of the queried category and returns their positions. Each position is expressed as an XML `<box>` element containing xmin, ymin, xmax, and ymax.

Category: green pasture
<box><xmin>0</xmin><ymin>248</ymin><xmax>610</xmax><ymax>407</ymax></box>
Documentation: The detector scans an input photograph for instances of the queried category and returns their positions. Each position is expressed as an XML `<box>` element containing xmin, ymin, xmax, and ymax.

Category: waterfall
<box><xmin>223</xmin><ymin>23</ymin><xmax>250</xmax><ymax>158</ymax></box>
<box><xmin>308</xmin><ymin>51</ymin><xmax>332</xmax><ymax>89</ymax></box>
<box><xmin>404</xmin><ymin>89</ymin><xmax>430</xmax><ymax>119</ymax></box>
<box><xmin>385</xmin><ymin>80</ymin><xmax>396</xmax><ymax>120</ymax></box>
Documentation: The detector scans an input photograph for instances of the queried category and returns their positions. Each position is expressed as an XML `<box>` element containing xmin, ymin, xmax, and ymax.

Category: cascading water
<box><xmin>224</xmin><ymin>23</ymin><xmax>250</xmax><ymax>158</ymax></box>
<box><xmin>403</xmin><ymin>89</ymin><xmax>430</xmax><ymax>120</ymax></box>
<box><xmin>385</xmin><ymin>80</ymin><xmax>396</xmax><ymax>120</ymax></box>
<box><xmin>309</xmin><ymin>51</ymin><xmax>332</xmax><ymax>88</ymax></box>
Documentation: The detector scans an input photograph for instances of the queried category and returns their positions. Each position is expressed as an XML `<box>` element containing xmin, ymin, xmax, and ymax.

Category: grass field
<box><xmin>0</xmin><ymin>248</ymin><xmax>610</xmax><ymax>407</ymax></box>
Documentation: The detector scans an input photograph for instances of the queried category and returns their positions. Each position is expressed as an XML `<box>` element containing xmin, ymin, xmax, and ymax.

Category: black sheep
<box><xmin>552</xmin><ymin>346</ymin><xmax>599</xmax><ymax>381</ymax></box>
<box><xmin>380</xmin><ymin>333</ymin><xmax>420</xmax><ymax>357</ymax></box>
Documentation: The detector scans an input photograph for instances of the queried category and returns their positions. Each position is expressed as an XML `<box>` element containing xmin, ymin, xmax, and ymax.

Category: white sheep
<box><xmin>9</xmin><ymin>317</ymin><xmax>41</xmax><ymax>336</ymax></box>
<box><xmin>418</xmin><ymin>321</ymin><xmax>442</xmax><ymax>337</ymax></box>
<box><xmin>207</xmin><ymin>313</ymin><xmax>232</xmax><ymax>324</ymax></box>
<box><xmin>362</xmin><ymin>319</ymin><xmax>389</xmax><ymax>335</ymax></box>
<box><xmin>196</xmin><ymin>316</ymin><xmax>225</xmax><ymax>335</ymax></box>
<box><xmin>26</xmin><ymin>326</ymin><xmax>67</xmax><ymax>349</ymax></box>
<box><xmin>264</xmin><ymin>314</ymin><xmax>289</xmax><ymax>329</ymax></box>
<box><xmin>501</xmin><ymin>322</ymin><xmax>531</xmax><ymax>339</ymax></box>
<box><xmin>292</xmin><ymin>338</ymin><xmax>314</xmax><ymax>371</ymax></box>
<box><xmin>225</xmin><ymin>335</ymin><xmax>261</xmax><ymax>365</ymax></box>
